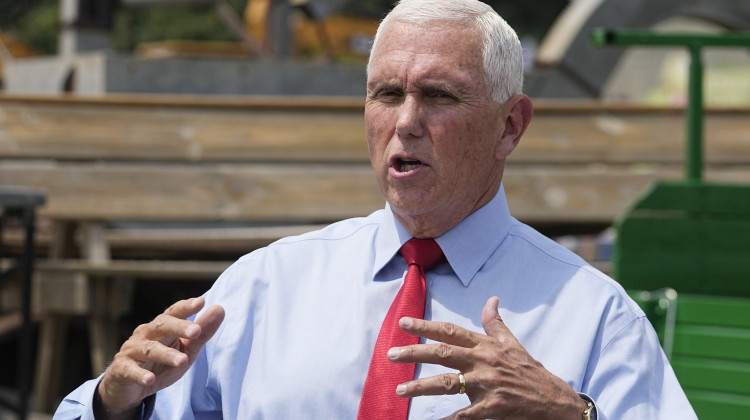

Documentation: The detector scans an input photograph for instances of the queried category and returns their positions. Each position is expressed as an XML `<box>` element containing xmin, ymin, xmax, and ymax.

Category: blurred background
<box><xmin>0</xmin><ymin>0</ymin><xmax>749</xmax><ymax>419</ymax></box>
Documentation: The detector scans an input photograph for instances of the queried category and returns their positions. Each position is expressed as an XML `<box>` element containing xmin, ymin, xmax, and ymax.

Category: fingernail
<box><xmin>387</xmin><ymin>348</ymin><xmax>401</xmax><ymax>359</ymax></box>
<box><xmin>396</xmin><ymin>384</ymin><xmax>406</xmax><ymax>395</ymax></box>
<box><xmin>173</xmin><ymin>353</ymin><xmax>186</xmax><ymax>366</ymax></box>
<box><xmin>189</xmin><ymin>297</ymin><xmax>203</xmax><ymax>309</ymax></box>
<box><xmin>399</xmin><ymin>317</ymin><xmax>413</xmax><ymax>328</ymax></box>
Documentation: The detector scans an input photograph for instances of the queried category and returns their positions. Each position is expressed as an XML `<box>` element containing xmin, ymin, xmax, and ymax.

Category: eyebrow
<box><xmin>367</xmin><ymin>80</ymin><xmax>462</xmax><ymax>93</ymax></box>
<box><xmin>367</xmin><ymin>81</ymin><xmax>402</xmax><ymax>92</ymax></box>
<box><xmin>415</xmin><ymin>81</ymin><xmax>471</xmax><ymax>99</ymax></box>
<box><xmin>417</xmin><ymin>82</ymin><xmax>456</xmax><ymax>93</ymax></box>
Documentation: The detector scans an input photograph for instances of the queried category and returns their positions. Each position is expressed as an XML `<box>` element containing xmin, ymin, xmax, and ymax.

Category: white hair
<box><xmin>368</xmin><ymin>0</ymin><xmax>524</xmax><ymax>104</ymax></box>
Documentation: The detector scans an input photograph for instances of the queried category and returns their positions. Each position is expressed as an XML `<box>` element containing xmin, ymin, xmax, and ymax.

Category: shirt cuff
<box><xmin>91</xmin><ymin>376</ymin><xmax>155</xmax><ymax>420</ymax></box>
<box><xmin>142</xmin><ymin>393</ymin><xmax>156</xmax><ymax>418</ymax></box>
<box><xmin>578</xmin><ymin>393</ymin><xmax>598</xmax><ymax>420</ymax></box>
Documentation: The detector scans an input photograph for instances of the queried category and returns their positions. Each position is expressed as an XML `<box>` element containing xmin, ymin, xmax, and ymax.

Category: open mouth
<box><xmin>393</xmin><ymin>157</ymin><xmax>423</xmax><ymax>173</ymax></box>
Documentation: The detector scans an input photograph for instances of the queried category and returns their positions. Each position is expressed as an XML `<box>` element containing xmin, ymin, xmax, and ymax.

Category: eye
<box><xmin>424</xmin><ymin>88</ymin><xmax>457</xmax><ymax>101</ymax></box>
<box><xmin>370</xmin><ymin>87</ymin><xmax>403</xmax><ymax>102</ymax></box>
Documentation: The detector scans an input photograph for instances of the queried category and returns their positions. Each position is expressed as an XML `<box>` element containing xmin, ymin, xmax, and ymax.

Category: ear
<box><xmin>495</xmin><ymin>94</ymin><xmax>533</xmax><ymax>160</ymax></box>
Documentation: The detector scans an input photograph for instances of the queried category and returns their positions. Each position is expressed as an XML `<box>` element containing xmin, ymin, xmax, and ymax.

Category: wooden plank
<box><xmin>518</xmin><ymin>111</ymin><xmax>750</xmax><ymax>164</ymax></box>
<box><xmin>0</xmin><ymin>161</ymin><xmax>383</xmax><ymax>222</ymax></box>
<box><xmin>2</xmin><ymin>161</ymin><xmax>749</xmax><ymax>224</ymax></box>
<box><xmin>503</xmin><ymin>165</ymin><xmax>749</xmax><ymax>223</ymax></box>
<box><xmin>35</xmin><ymin>259</ymin><xmax>232</xmax><ymax>279</ymax></box>
<box><xmin>33</xmin><ymin>316</ymin><xmax>68</xmax><ymax>413</ymax></box>
<box><xmin>0</xmin><ymin>98</ymin><xmax>369</xmax><ymax>162</ymax></box>
<box><xmin>1</xmin><ymin>223</ymin><xmax>325</xmax><ymax>254</ymax></box>
<box><xmin>32</xmin><ymin>270</ymin><xmax>90</xmax><ymax>314</ymax></box>
<box><xmin>1</xmin><ymin>95</ymin><xmax>749</xmax><ymax>164</ymax></box>
<box><xmin>103</xmin><ymin>224</ymin><xmax>326</xmax><ymax>251</ymax></box>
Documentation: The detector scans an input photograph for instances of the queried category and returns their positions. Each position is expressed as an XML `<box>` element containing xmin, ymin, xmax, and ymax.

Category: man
<box><xmin>55</xmin><ymin>0</ymin><xmax>697</xmax><ymax>419</ymax></box>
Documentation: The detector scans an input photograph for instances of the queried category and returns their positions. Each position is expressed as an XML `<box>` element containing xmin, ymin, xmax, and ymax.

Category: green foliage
<box><xmin>1</xmin><ymin>0</ymin><xmax>59</xmax><ymax>54</ymax></box>
<box><xmin>0</xmin><ymin>0</ymin><xmax>45</xmax><ymax>26</ymax></box>
<box><xmin>113</xmin><ymin>3</ymin><xmax>237</xmax><ymax>51</ymax></box>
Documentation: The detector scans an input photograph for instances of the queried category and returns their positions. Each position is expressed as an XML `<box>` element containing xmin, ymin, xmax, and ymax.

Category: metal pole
<box><xmin>590</xmin><ymin>28</ymin><xmax>750</xmax><ymax>184</ymax></box>
<box><xmin>686</xmin><ymin>44</ymin><xmax>703</xmax><ymax>183</ymax></box>
<box><xmin>18</xmin><ymin>207</ymin><xmax>36</xmax><ymax>420</ymax></box>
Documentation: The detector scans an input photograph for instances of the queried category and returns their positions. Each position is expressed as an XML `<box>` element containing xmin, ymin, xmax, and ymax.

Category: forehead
<box><xmin>368</xmin><ymin>21</ymin><xmax>485</xmax><ymax>86</ymax></box>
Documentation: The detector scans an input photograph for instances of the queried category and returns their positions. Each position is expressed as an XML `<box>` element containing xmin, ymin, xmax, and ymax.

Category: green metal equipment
<box><xmin>592</xmin><ymin>29</ymin><xmax>750</xmax><ymax>419</ymax></box>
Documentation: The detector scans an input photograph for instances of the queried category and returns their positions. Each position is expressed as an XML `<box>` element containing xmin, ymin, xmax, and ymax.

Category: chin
<box><xmin>387</xmin><ymin>193</ymin><xmax>433</xmax><ymax>217</ymax></box>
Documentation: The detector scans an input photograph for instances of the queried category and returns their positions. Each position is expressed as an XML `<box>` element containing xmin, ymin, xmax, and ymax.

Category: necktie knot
<box><xmin>400</xmin><ymin>238</ymin><xmax>444</xmax><ymax>270</ymax></box>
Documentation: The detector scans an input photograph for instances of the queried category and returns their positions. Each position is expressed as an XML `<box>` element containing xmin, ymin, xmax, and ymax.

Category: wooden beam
<box><xmin>103</xmin><ymin>224</ymin><xmax>327</xmax><ymax>251</ymax></box>
<box><xmin>0</xmin><ymin>97</ymin><xmax>369</xmax><ymax>162</ymax></box>
<box><xmin>1</xmin><ymin>223</ymin><xmax>326</xmax><ymax>254</ymax></box>
<box><xmin>3</xmin><ymin>160</ymin><xmax>749</xmax><ymax>224</ymax></box>
<box><xmin>36</xmin><ymin>259</ymin><xmax>232</xmax><ymax>279</ymax></box>
<box><xmin>516</xmin><ymin>111</ymin><xmax>750</xmax><ymax>164</ymax></box>
<box><xmin>2</xmin><ymin>95</ymin><xmax>749</xmax><ymax>164</ymax></box>
<box><xmin>0</xmin><ymin>161</ymin><xmax>382</xmax><ymax>222</ymax></box>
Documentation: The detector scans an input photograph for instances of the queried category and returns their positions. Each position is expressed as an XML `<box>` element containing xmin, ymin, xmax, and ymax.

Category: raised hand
<box><xmin>388</xmin><ymin>296</ymin><xmax>587</xmax><ymax>420</ymax></box>
<box><xmin>94</xmin><ymin>297</ymin><xmax>225</xmax><ymax>419</ymax></box>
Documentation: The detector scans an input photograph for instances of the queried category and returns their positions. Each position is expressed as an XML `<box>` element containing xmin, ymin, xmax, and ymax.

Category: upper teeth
<box><xmin>400</xmin><ymin>159</ymin><xmax>421</xmax><ymax>171</ymax></box>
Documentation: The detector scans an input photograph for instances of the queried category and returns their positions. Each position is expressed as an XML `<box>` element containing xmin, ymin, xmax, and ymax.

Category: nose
<box><xmin>394</xmin><ymin>95</ymin><xmax>424</xmax><ymax>139</ymax></box>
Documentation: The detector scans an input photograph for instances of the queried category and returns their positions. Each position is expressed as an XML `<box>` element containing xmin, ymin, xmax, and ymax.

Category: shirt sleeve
<box><xmin>52</xmin><ymin>376</ymin><xmax>102</xmax><ymax>420</ymax></box>
<box><xmin>584</xmin><ymin>316</ymin><xmax>697</xmax><ymax>420</ymax></box>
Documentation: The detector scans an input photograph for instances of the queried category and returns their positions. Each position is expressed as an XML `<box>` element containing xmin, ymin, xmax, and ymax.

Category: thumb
<box><xmin>481</xmin><ymin>296</ymin><xmax>510</xmax><ymax>341</ymax></box>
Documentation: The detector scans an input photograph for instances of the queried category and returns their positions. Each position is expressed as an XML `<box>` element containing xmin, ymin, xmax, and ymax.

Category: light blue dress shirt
<box><xmin>54</xmin><ymin>185</ymin><xmax>696</xmax><ymax>419</ymax></box>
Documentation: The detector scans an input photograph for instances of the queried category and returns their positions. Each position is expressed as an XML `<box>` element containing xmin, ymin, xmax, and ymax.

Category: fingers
<box><xmin>136</xmin><ymin>314</ymin><xmax>199</xmax><ymax>345</ymax></box>
<box><xmin>112</xmin><ymin>297</ymin><xmax>224</xmax><ymax>381</ymax></box>
<box><xmin>97</xmin><ymin>297</ymin><xmax>225</xmax><ymax>416</ymax></box>
<box><xmin>125</xmin><ymin>336</ymin><xmax>189</xmax><ymax>366</ymax></box>
<box><xmin>396</xmin><ymin>372</ymin><xmax>467</xmax><ymax>398</ymax></box>
<box><xmin>165</xmin><ymin>296</ymin><xmax>206</xmax><ymax>319</ymax></box>
<box><xmin>185</xmin><ymin>304</ymin><xmax>225</xmax><ymax>352</ymax></box>
<box><xmin>398</xmin><ymin>317</ymin><xmax>479</xmax><ymax>348</ymax></box>
<box><xmin>388</xmin><ymin>341</ymin><xmax>473</xmax><ymax>371</ymax></box>
<box><xmin>398</xmin><ymin>297</ymin><xmax>512</xmax><ymax>348</ymax></box>
<box><xmin>109</xmin><ymin>352</ymin><xmax>161</xmax><ymax>387</ymax></box>
<box><xmin>135</xmin><ymin>297</ymin><xmax>211</xmax><ymax>342</ymax></box>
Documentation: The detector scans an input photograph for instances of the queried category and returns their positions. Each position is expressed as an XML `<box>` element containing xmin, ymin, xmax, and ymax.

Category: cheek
<box><xmin>365</xmin><ymin>110</ymin><xmax>386</xmax><ymax>157</ymax></box>
<box><xmin>437</xmin><ymin>120</ymin><xmax>499</xmax><ymax>175</ymax></box>
<box><xmin>438</xmin><ymin>120</ymin><xmax>483</xmax><ymax>157</ymax></box>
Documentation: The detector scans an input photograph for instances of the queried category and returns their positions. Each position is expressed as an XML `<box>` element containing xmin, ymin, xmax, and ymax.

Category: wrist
<box><xmin>94</xmin><ymin>380</ymin><xmax>141</xmax><ymax>420</ymax></box>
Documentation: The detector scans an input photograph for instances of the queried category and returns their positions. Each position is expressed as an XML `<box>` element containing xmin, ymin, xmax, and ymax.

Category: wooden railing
<box><xmin>1</xmin><ymin>93</ymin><xmax>749</xmax><ymax>411</ymax></box>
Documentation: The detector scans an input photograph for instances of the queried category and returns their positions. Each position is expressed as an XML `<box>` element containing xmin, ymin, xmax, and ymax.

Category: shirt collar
<box><xmin>372</xmin><ymin>184</ymin><xmax>514</xmax><ymax>286</ymax></box>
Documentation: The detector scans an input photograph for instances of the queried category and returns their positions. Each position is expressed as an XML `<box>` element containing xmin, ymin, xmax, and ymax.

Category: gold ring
<box><xmin>458</xmin><ymin>373</ymin><xmax>466</xmax><ymax>394</ymax></box>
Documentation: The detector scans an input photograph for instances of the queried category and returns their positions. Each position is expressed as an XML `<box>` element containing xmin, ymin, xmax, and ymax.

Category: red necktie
<box><xmin>358</xmin><ymin>238</ymin><xmax>444</xmax><ymax>420</ymax></box>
